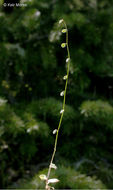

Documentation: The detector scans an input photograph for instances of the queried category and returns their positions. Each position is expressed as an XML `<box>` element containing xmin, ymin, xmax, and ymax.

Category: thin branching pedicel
<box><xmin>39</xmin><ymin>19</ymin><xmax>71</xmax><ymax>190</ymax></box>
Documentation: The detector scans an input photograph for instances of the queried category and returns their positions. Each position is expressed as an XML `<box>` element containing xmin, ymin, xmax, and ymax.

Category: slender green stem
<box><xmin>45</xmin><ymin>20</ymin><xmax>70</xmax><ymax>189</ymax></box>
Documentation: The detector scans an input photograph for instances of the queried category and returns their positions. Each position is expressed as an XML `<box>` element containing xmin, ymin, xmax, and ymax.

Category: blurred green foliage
<box><xmin>11</xmin><ymin>166</ymin><xmax>106</xmax><ymax>189</ymax></box>
<box><xmin>0</xmin><ymin>0</ymin><xmax>113</xmax><ymax>188</ymax></box>
<box><xmin>80</xmin><ymin>100</ymin><xmax>113</xmax><ymax>129</ymax></box>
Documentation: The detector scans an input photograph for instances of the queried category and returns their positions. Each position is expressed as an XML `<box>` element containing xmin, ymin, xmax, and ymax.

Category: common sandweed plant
<box><xmin>39</xmin><ymin>19</ymin><xmax>71</xmax><ymax>190</ymax></box>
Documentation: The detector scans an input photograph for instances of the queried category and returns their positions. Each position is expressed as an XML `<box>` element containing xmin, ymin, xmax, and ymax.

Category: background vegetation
<box><xmin>0</xmin><ymin>0</ymin><xmax>113</xmax><ymax>188</ymax></box>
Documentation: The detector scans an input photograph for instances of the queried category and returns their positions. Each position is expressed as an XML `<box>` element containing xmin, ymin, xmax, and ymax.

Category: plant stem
<box><xmin>46</xmin><ymin>20</ymin><xmax>70</xmax><ymax>189</ymax></box>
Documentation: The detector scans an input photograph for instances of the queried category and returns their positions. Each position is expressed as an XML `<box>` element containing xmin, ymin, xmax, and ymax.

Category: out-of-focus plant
<box><xmin>80</xmin><ymin>100</ymin><xmax>113</xmax><ymax>129</ymax></box>
<box><xmin>14</xmin><ymin>165</ymin><xmax>106</xmax><ymax>189</ymax></box>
